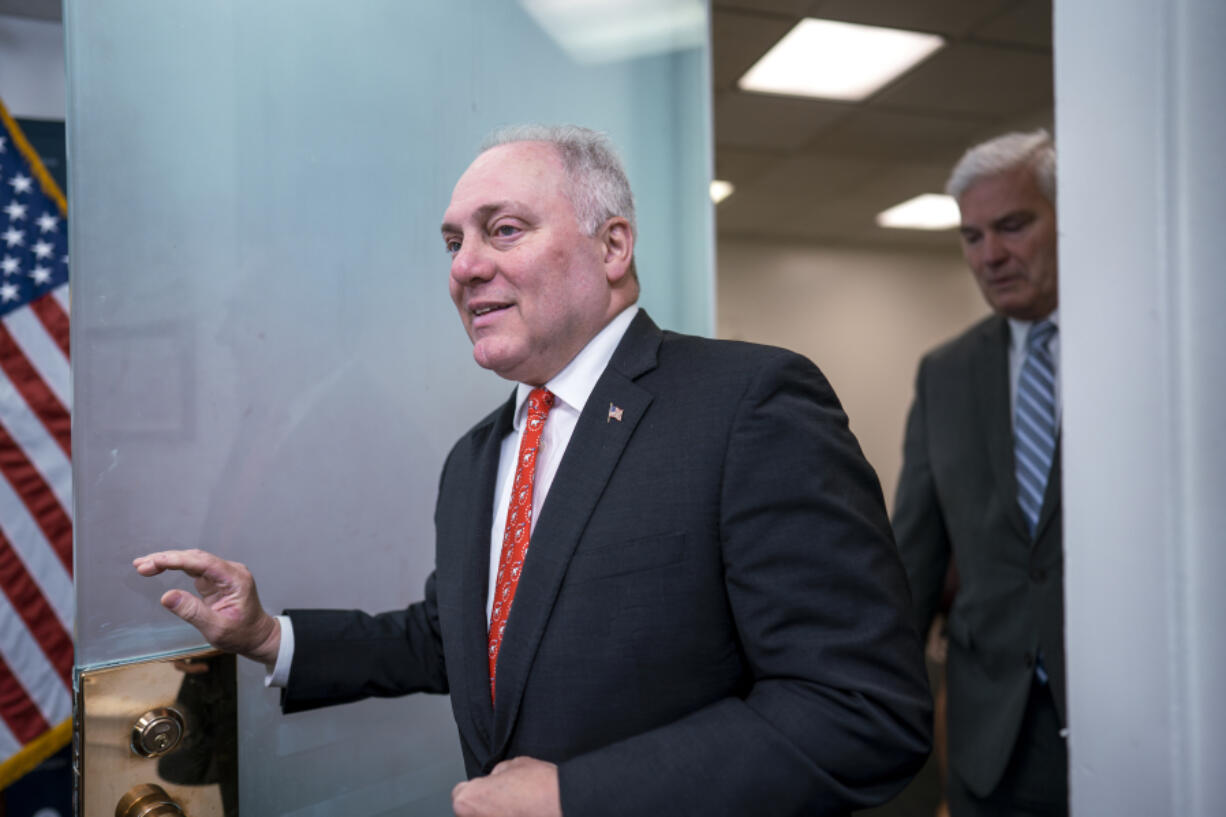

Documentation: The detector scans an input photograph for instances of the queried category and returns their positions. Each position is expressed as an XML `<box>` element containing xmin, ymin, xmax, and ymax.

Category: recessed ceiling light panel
<box><xmin>710</xmin><ymin>180</ymin><xmax>735</xmax><ymax>204</ymax></box>
<box><xmin>876</xmin><ymin>193</ymin><xmax>960</xmax><ymax>230</ymax></box>
<box><xmin>739</xmin><ymin>18</ymin><xmax>944</xmax><ymax>101</ymax></box>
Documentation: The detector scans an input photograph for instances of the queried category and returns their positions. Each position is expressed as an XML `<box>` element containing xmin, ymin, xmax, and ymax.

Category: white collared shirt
<box><xmin>267</xmin><ymin>305</ymin><xmax>640</xmax><ymax>686</ymax></box>
<box><xmin>485</xmin><ymin>305</ymin><xmax>639</xmax><ymax>622</ymax></box>
<box><xmin>1007</xmin><ymin>308</ymin><xmax>1061</xmax><ymax>422</ymax></box>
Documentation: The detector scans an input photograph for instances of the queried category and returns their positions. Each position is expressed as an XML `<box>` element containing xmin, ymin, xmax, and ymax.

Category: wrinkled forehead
<box><xmin>444</xmin><ymin>142</ymin><xmax>570</xmax><ymax>221</ymax></box>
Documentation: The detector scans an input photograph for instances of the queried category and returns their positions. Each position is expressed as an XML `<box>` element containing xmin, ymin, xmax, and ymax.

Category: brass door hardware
<box><xmin>77</xmin><ymin>650</ymin><xmax>237</xmax><ymax>816</ymax></box>
<box><xmin>116</xmin><ymin>782</ymin><xmax>187</xmax><ymax>817</ymax></box>
<box><xmin>131</xmin><ymin>708</ymin><xmax>187</xmax><ymax>758</ymax></box>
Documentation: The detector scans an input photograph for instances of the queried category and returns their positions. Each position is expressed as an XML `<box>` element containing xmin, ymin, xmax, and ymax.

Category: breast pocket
<box><xmin>565</xmin><ymin>531</ymin><xmax>687</xmax><ymax>584</ymax></box>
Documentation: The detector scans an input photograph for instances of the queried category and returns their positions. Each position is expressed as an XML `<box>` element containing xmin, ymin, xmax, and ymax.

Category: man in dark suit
<box><xmin>136</xmin><ymin>125</ymin><xmax>931</xmax><ymax>817</ymax></box>
<box><xmin>893</xmin><ymin>130</ymin><xmax>1065</xmax><ymax>817</ymax></box>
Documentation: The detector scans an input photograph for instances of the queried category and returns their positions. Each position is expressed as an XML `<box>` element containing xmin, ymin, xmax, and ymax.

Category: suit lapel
<box><xmin>489</xmin><ymin>311</ymin><xmax>661</xmax><ymax>757</ymax></box>
<box><xmin>457</xmin><ymin>394</ymin><xmax>516</xmax><ymax>754</ymax></box>
<box><xmin>974</xmin><ymin>316</ymin><xmax>1032</xmax><ymax>541</ymax></box>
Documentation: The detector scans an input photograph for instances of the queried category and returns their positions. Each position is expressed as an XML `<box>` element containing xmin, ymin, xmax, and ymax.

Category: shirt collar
<box><xmin>512</xmin><ymin>305</ymin><xmax>640</xmax><ymax>430</ymax></box>
<box><xmin>1008</xmin><ymin>308</ymin><xmax>1060</xmax><ymax>355</ymax></box>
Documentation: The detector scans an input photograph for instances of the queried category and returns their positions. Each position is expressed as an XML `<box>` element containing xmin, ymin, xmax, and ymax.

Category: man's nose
<box><xmin>450</xmin><ymin>241</ymin><xmax>495</xmax><ymax>285</ymax></box>
<box><xmin>981</xmin><ymin>232</ymin><xmax>1008</xmax><ymax>266</ymax></box>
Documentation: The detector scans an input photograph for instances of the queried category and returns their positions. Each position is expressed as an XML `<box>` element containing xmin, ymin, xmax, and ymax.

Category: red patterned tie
<box><xmin>488</xmin><ymin>387</ymin><xmax>555</xmax><ymax>703</ymax></box>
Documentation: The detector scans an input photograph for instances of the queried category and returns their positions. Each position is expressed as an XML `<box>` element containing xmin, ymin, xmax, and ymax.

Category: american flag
<box><xmin>0</xmin><ymin>99</ymin><xmax>72</xmax><ymax>789</ymax></box>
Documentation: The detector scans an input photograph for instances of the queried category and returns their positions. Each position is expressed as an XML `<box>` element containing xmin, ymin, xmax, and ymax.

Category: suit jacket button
<box><xmin>1031</xmin><ymin>567</ymin><xmax>1048</xmax><ymax>582</ymax></box>
<box><xmin>1024</xmin><ymin>651</ymin><xmax>1035</xmax><ymax>668</ymax></box>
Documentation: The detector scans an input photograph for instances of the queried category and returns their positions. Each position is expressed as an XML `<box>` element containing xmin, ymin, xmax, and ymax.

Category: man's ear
<box><xmin>599</xmin><ymin>217</ymin><xmax>634</xmax><ymax>283</ymax></box>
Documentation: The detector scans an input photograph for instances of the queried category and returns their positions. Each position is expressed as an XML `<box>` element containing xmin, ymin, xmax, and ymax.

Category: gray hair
<box><xmin>946</xmin><ymin>129</ymin><xmax>1056</xmax><ymax>203</ymax></box>
<box><xmin>481</xmin><ymin>124</ymin><xmax>637</xmax><ymax>238</ymax></box>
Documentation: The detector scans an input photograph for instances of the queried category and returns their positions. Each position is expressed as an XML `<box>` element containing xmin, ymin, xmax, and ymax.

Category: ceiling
<box><xmin>2</xmin><ymin>0</ymin><xmax>1053</xmax><ymax>251</ymax></box>
<box><xmin>712</xmin><ymin>0</ymin><xmax>1053</xmax><ymax>249</ymax></box>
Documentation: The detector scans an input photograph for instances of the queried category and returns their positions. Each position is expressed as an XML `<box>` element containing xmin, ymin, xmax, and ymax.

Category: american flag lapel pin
<box><xmin>607</xmin><ymin>403</ymin><xmax>624</xmax><ymax>423</ymax></box>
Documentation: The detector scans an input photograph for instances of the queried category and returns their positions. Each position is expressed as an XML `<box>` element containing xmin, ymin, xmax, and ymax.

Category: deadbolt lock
<box><xmin>116</xmin><ymin>783</ymin><xmax>187</xmax><ymax>817</ymax></box>
<box><xmin>130</xmin><ymin>707</ymin><xmax>186</xmax><ymax>758</ymax></box>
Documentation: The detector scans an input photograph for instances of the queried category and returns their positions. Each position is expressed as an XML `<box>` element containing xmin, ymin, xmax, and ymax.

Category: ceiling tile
<box><xmin>804</xmin><ymin>108</ymin><xmax>992</xmax><ymax>163</ymax></box>
<box><xmin>714</xmin><ymin>148</ymin><xmax>783</xmax><ymax>188</ymax></box>
<box><xmin>972</xmin><ymin>0</ymin><xmax>1051</xmax><ymax>49</ymax></box>
<box><xmin>715</xmin><ymin>189</ymin><xmax>816</xmax><ymax>235</ymax></box>
<box><xmin>745</xmin><ymin>154</ymin><xmax>881</xmax><ymax>199</ymax></box>
<box><xmin>713</xmin><ymin>0</ymin><xmax>816</xmax><ymax>17</ymax></box>
<box><xmin>870</xmin><ymin>43</ymin><xmax>1053</xmax><ymax>117</ymax></box>
<box><xmin>711</xmin><ymin>10</ymin><xmax>799</xmax><ymax>90</ymax></box>
<box><xmin>715</xmin><ymin>91</ymin><xmax>851</xmax><ymax>151</ymax></box>
<box><xmin>849</xmin><ymin>162</ymin><xmax>957</xmax><ymax>209</ymax></box>
<box><xmin>717</xmin><ymin>157</ymin><xmax>908</xmax><ymax>241</ymax></box>
<box><xmin>811</xmin><ymin>0</ymin><xmax>1012</xmax><ymax>37</ymax></box>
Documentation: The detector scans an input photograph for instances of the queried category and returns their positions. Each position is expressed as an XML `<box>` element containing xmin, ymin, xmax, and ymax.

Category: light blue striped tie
<box><xmin>1014</xmin><ymin>320</ymin><xmax>1058</xmax><ymax>536</ymax></box>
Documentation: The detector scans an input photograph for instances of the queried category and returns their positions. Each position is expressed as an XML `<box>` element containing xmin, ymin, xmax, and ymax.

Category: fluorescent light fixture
<box><xmin>520</xmin><ymin>0</ymin><xmax>706</xmax><ymax>64</ymax></box>
<box><xmin>739</xmin><ymin>18</ymin><xmax>944</xmax><ymax>101</ymax></box>
<box><xmin>876</xmin><ymin>194</ymin><xmax>961</xmax><ymax>230</ymax></box>
<box><xmin>710</xmin><ymin>180</ymin><xmax>735</xmax><ymax>204</ymax></box>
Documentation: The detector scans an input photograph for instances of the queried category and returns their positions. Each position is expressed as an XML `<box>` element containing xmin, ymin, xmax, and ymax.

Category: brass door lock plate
<box><xmin>76</xmin><ymin>649</ymin><xmax>237</xmax><ymax>817</ymax></box>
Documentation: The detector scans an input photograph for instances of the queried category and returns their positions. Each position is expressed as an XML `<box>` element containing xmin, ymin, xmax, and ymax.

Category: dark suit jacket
<box><xmin>893</xmin><ymin>314</ymin><xmax>1065</xmax><ymax>797</ymax></box>
<box><xmin>283</xmin><ymin>311</ymin><xmax>931</xmax><ymax>816</ymax></box>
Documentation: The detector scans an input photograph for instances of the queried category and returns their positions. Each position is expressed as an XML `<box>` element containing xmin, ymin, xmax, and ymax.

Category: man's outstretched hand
<box><xmin>133</xmin><ymin>549</ymin><xmax>281</xmax><ymax>666</ymax></box>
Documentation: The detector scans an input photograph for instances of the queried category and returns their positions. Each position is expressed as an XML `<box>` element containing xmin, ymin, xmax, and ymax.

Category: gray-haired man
<box><xmin>139</xmin><ymin>125</ymin><xmax>931</xmax><ymax>817</ymax></box>
<box><xmin>894</xmin><ymin>130</ymin><xmax>1067</xmax><ymax>817</ymax></box>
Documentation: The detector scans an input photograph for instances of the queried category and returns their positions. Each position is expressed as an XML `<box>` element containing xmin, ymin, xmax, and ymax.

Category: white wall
<box><xmin>0</xmin><ymin>14</ymin><xmax>64</xmax><ymax>119</ymax></box>
<box><xmin>1057</xmin><ymin>0</ymin><xmax>1226</xmax><ymax>814</ymax></box>
<box><xmin>717</xmin><ymin>239</ymin><xmax>988</xmax><ymax>511</ymax></box>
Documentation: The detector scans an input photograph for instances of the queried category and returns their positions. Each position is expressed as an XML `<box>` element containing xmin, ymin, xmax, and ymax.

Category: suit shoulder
<box><xmin>920</xmin><ymin>314</ymin><xmax>1005</xmax><ymax>371</ymax></box>
<box><xmin>657</xmin><ymin>330</ymin><xmax>816</xmax><ymax>376</ymax></box>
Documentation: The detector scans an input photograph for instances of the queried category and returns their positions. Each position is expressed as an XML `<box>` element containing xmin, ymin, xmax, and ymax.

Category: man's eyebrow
<box><xmin>440</xmin><ymin>201</ymin><xmax>528</xmax><ymax>235</ymax></box>
<box><xmin>990</xmin><ymin>209</ymin><xmax>1035</xmax><ymax>229</ymax></box>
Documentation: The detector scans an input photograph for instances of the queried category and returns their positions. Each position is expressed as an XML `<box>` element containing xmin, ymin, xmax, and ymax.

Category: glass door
<box><xmin>66</xmin><ymin>1</ymin><xmax>713</xmax><ymax>813</ymax></box>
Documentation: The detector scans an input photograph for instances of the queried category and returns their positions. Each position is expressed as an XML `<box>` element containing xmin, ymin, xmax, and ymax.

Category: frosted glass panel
<box><xmin>66</xmin><ymin>0</ymin><xmax>711</xmax><ymax>812</ymax></box>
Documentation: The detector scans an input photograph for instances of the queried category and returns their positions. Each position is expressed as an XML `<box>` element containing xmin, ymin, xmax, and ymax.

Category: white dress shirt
<box><xmin>267</xmin><ymin>305</ymin><xmax>640</xmax><ymax>686</ymax></box>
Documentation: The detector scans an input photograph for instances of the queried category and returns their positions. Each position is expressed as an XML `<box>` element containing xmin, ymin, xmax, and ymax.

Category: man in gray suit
<box><xmin>137</xmin><ymin>125</ymin><xmax>931</xmax><ymax>817</ymax></box>
<box><xmin>894</xmin><ymin>130</ymin><xmax>1066</xmax><ymax>817</ymax></box>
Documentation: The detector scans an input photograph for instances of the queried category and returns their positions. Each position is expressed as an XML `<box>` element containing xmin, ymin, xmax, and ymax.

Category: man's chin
<box><xmin>472</xmin><ymin>343</ymin><xmax>522</xmax><ymax>382</ymax></box>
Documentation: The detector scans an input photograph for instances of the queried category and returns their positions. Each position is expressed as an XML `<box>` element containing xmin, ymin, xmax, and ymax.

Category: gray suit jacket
<box><xmin>893</xmin><ymin>314</ymin><xmax>1065</xmax><ymax>797</ymax></box>
<box><xmin>284</xmin><ymin>311</ymin><xmax>932</xmax><ymax>816</ymax></box>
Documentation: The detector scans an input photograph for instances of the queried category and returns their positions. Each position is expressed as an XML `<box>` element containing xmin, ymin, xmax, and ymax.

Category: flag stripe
<box><xmin>0</xmin><ymin>536</ymin><xmax>71</xmax><ymax>687</ymax></box>
<box><xmin>4</xmin><ymin>304</ymin><xmax>69</xmax><ymax>409</ymax></box>
<box><xmin>0</xmin><ymin>707</ymin><xmax>16</xmax><ymax>760</ymax></box>
<box><xmin>0</xmin><ymin>421</ymin><xmax>71</xmax><ymax>575</ymax></box>
<box><xmin>27</xmin><ymin>293</ymin><xmax>69</xmax><ymax>362</ymax></box>
<box><xmin>0</xmin><ymin>323</ymin><xmax>69</xmax><ymax>458</ymax></box>
<box><xmin>0</xmin><ymin>618</ymin><xmax>53</xmax><ymax>745</ymax></box>
<box><xmin>0</xmin><ymin>467</ymin><xmax>71</xmax><ymax>629</ymax></box>
<box><xmin>0</xmin><ymin>382</ymin><xmax>71</xmax><ymax>516</ymax></box>
<box><xmin>0</xmin><ymin>587</ymin><xmax>69</xmax><ymax>726</ymax></box>
<box><xmin>51</xmin><ymin>285</ymin><xmax>68</xmax><ymax>315</ymax></box>
<box><xmin>0</xmin><ymin>647</ymin><xmax>52</xmax><ymax>744</ymax></box>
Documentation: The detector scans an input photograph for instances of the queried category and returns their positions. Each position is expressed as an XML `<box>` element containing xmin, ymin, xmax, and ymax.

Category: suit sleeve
<box><xmin>892</xmin><ymin>356</ymin><xmax>953</xmax><ymax>639</ymax></box>
<box><xmin>278</xmin><ymin>571</ymin><xmax>448</xmax><ymax>713</ymax></box>
<box><xmin>558</xmin><ymin>353</ymin><xmax>932</xmax><ymax>816</ymax></box>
